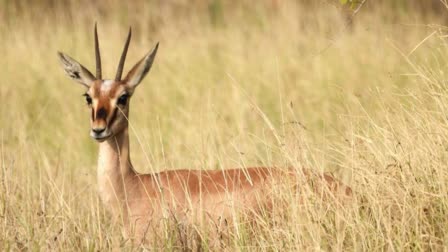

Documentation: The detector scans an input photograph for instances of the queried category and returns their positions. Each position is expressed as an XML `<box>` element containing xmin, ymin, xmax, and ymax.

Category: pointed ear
<box><xmin>57</xmin><ymin>52</ymin><xmax>96</xmax><ymax>87</ymax></box>
<box><xmin>123</xmin><ymin>42</ymin><xmax>159</xmax><ymax>90</ymax></box>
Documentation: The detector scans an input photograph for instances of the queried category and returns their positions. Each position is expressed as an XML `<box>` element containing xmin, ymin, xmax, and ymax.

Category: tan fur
<box><xmin>91</xmin><ymin>97</ymin><xmax>352</xmax><ymax>243</ymax></box>
<box><xmin>67</xmin><ymin>66</ymin><xmax>352</xmax><ymax>245</ymax></box>
<box><xmin>58</xmin><ymin>29</ymin><xmax>352</xmax><ymax>245</ymax></box>
<box><xmin>96</xmin><ymin>124</ymin><xmax>278</xmax><ymax>242</ymax></box>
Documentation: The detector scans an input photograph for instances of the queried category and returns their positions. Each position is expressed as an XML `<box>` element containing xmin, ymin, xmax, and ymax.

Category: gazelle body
<box><xmin>58</xmin><ymin>25</ymin><xmax>352</xmax><ymax>244</ymax></box>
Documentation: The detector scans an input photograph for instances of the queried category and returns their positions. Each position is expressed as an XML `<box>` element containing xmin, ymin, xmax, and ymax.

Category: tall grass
<box><xmin>1</xmin><ymin>0</ymin><xmax>448</xmax><ymax>250</ymax></box>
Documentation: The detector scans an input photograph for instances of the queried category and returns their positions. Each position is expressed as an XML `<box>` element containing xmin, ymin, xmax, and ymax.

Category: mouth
<box><xmin>90</xmin><ymin>131</ymin><xmax>112</xmax><ymax>142</ymax></box>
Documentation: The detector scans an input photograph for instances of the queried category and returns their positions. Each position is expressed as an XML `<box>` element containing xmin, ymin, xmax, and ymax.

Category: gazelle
<box><xmin>57</xmin><ymin>25</ymin><xmax>352</xmax><ymax>245</ymax></box>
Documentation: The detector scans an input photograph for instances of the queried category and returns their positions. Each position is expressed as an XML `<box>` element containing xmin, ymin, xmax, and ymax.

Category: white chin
<box><xmin>90</xmin><ymin>131</ymin><xmax>111</xmax><ymax>141</ymax></box>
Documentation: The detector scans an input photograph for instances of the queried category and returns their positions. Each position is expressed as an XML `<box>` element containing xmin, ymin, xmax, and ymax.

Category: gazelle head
<box><xmin>58</xmin><ymin>24</ymin><xmax>158</xmax><ymax>142</ymax></box>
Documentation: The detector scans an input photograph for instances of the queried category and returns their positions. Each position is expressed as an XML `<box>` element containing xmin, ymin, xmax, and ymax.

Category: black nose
<box><xmin>92</xmin><ymin>128</ymin><xmax>106</xmax><ymax>134</ymax></box>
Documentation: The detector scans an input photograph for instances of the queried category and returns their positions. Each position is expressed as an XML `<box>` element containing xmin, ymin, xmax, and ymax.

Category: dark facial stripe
<box><xmin>91</xmin><ymin>108</ymin><xmax>94</xmax><ymax>120</ymax></box>
<box><xmin>96</xmin><ymin>107</ymin><xmax>107</xmax><ymax>120</ymax></box>
<box><xmin>109</xmin><ymin>107</ymin><xmax>118</xmax><ymax>127</ymax></box>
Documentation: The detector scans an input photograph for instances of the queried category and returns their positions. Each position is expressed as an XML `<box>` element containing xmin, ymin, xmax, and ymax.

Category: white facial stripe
<box><xmin>101</xmin><ymin>80</ymin><xmax>114</xmax><ymax>92</ymax></box>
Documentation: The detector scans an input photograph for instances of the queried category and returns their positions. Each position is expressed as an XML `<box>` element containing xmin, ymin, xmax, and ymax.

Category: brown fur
<box><xmin>58</xmin><ymin>34</ymin><xmax>352</xmax><ymax>246</ymax></box>
<box><xmin>84</xmin><ymin>79</ymin><xmax>353</xmax><ymax>245</ymax></box>
<box><xmin>95</xmin><ymin>121</ymin><xmax>351</xmax><ymax>244</ymax></box>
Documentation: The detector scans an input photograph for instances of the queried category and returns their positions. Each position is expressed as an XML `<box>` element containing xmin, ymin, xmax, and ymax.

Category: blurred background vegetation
<box><xmin>1</xmin><ymin>0</ymin><xmax>448</xmax><ymax>250</ymax></box>
<box><xmin>1</xmin><ymin>0</ymin><xmax>447</xmax><ymax>28</ymax></box>
<box><xmin>1</xmin><ymin>0</ymin><xmax>446</xmax><ymax>167</ymax></box>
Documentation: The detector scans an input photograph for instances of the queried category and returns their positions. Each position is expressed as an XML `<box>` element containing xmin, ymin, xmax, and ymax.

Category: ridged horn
<box><xmin>115</xmin><ymin>27</ymin><xmax>132</xmax><ymax>81</ymax></box>
<box><xmin>94</xmin><ymin>23</ymin><xmax>102</xmax><ymax>79</ymax></box>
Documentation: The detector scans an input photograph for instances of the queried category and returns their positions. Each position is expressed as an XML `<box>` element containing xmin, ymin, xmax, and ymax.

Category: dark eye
<box><xmin>83</xmin><ymin>94</ymin><xmax>92</xmax><ymax>106</ymax></box>
<box><xmin>117</xmin><ymin>94</ymin><xmax>129</xmax><ymax>106</ymax></box>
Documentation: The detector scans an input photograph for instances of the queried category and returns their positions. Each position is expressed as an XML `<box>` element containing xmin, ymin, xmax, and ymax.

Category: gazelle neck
<box><xmin>97</xmin><ymin>127</ymin><xmax>137</xmax><ymax>206</ymax></box>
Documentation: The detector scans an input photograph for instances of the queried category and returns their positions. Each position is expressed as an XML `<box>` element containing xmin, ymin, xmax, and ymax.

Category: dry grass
<box><xmin>1</xmin><ymin>0</ymin><xmax>448</xmax><ymax>250</ymax></box>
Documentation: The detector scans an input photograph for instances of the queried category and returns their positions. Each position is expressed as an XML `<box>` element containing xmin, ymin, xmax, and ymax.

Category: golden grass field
<box><xmin>1</xmin><ymin>0</ymin><xmax>448</xmax><ymax>250</ymax></box>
